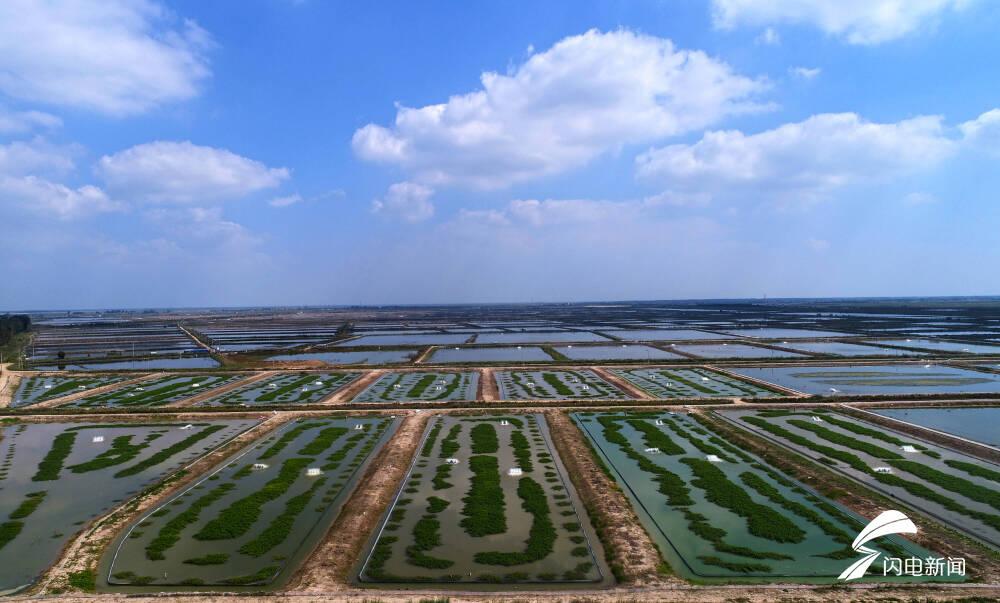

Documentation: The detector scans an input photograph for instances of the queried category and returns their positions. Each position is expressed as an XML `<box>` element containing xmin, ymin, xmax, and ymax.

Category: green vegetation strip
<box><xmin>421</xmin><ymin>421</ymin><xmax>443</xmax><ymax>457</ymax></box>
<box><xmin>439</xmin><ymin>424</ymin><xmax>462</xmax><ymax>458</ymax></box>
<box><xmin>510</xmin><ymin>430</ymin><xmax>533</xmax><ymax>472</ymax></box>
<box><xmin>146</xmin><ymin>483</ymin><xmax>235</xmax><ymax>560</ymax></box>
<box><xmin>597</xmin><ymin>415</ymin><xmax>692</xmax><ymax>506</ymax></box>
<box><xmin>259</xmin><ymin>421</ymin><xmax>324</xmax><ymax>460</ymax></box>
<box><xmin>9</xmin><ymin>491</ymin><xmax>47</xmax><ymax>519</ymax></box>
<box><xmin>470</xmin><ymin>423</ymin><xmax>498</xmax><ymax>454</ymax></box>
<box><xmin>33</xmin><ymin>431</ymin><xmax>77</xmax><ymax>481</ymax></box>
<box><xmin>945</xmin><ymin>459</ymin><xmax>1000</xmax><ymax>484</ymax></box>
<box><xmin>240</xmin><ymin>477</ymin><xmax>327</xmax><ymax>557</ymax></box>
<box><xmin>116</xmin><ymin>424</ymin><xmax>226</xmax><ymax>477</ymax></box>
<box><xmin>474</xmin><ymin>476</ymin><xmax>556</xmax><ymax>566</ymax></box>
<box><xmin>69</xmin><ymin>433</ymin><xmax>160</xmax><ymax>474</ymax></box>
<box><xmin>460</xmin><ymin>455</ymin><xmax>507</xmax><ymax>536</ymax></box>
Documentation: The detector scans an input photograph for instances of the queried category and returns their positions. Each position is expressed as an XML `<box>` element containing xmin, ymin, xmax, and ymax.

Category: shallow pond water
<box><xmin>428</xmin><ymin>346</ymin><xmax>553</xmax><ymax>363</ymax></box>
<box><xmin>873</xmin><ymin>406</ymin><xmax>1000</xmax><ymax>446</ymax></box>
<box><xmin>729</xmin><ymin>364</ymin><xmax>1000</xmax><ymax>395</ymax></box>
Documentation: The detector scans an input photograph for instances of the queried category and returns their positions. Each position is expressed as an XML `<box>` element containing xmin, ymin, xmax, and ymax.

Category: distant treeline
<box><xmin>0</xmin><ymin>314</ymin><xmax>31</xmax><ymax>346</ymax></box>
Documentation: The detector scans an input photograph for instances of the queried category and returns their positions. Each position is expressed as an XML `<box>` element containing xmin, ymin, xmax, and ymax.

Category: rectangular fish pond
<box><xmin>551</xmin><ymin>344</ymin><xmax>685</xmax><ymax>361</ymax></box>
<box><xmin>356</xmin><ymin>414</ymin><xmax>608</xmax><ymax>586</ymax></box>
<box><xmin>571</xmin><ymin>411</ymin><xmax>952</xmax><ymax>582</ymax></box>
<box><xmin>11</xmin><ymin>375</ymin><xmax>126</xmax><ymax>407</ymax></box>
<box><xmin>727</xmin><ymin>364</ymin><xmax>1000</xmax><ymax>396</ymax></box>
<box><xmin>352</xmin><ymin>371</ymin><xmax>479</xmax><ymax>402</ymax></box>
<box><xmin>29</xmin><ymin>357</ymin><xmax>222</xmax><ymax>371</ymax></box>
<box><xmin>428</xmin><ymin>346</ymin><xmax>554</xmax><ymax>363</ymax></box>
<box><xmin>675</xmin><ymin>343</ymin><xmax>809</xmax><ymax>359</ymax></box>
<box><xmin>610</xmin><ymin>368</ymin><xmax>779</xmax><ymax>398</ymax></box>
<box><xmin>197</xmin><ymin>372</ymin><xmax>359</xmax><ymax>406</ymax></box>
<box><xmin>872</xmin><ymin>406</ymin><xmax>1000</xmax><ymax>447</ymax></box>
<box><xmin>494</xmin><ymin>370</ymin><xmax>631</xmax><ymax>400</ymax></box>
<box><xmin>265</xmin><ymin>350</ymin><xmax>416</xmax><ymax>365</ymax></box>
<box><xmin>719</xmin><ymin>408</ymin><xmax>1000</xmax><ymax>549</ymax></box>
<box><xmin>63</xmin><ymin>374</ymin><xmax>247</xmax><ymax>408</ymax></box>
<box><xmin>0</xmin><ymin>419</ymin><xmax>256</xmax><ymax>594</ymax></box>
<box><xmin>102</xmin><ymin>416</ymin><xmax>398</xmax><ymax>591</ymax></box>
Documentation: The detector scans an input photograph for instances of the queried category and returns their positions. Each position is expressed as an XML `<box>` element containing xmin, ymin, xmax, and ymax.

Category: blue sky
<box><xmin>2</xmin><ymin>0</ymin><xmax>999</xmax><ymax>310</ymax></box>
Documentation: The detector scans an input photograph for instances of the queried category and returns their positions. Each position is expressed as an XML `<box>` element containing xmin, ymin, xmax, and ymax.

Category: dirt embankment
<box><xmin>287</xmin><ymin>411</ymin><xmax>429</xmax><ymax>592</ymax></box>
<box><xmin>0</xmin><ymin>363</ymin><xmax>20</xmax><ymax>407</ymax></box>
<box><xmin>590</xmin><ymin>365</ymin><xmax>651</xmax><ymax>400</ymax></box>
<box><xmin>38</xmin><ymin>414</ymin><xmax>291</xmax><ymax>595</ymax></box>
<box><xmin>545</xmin><ymin>410</ymin><xmax>672</xmax><ymax>587</ymax></box>
<box><xmin>169</xmin><ymin>371</ymin><xmax>277</xmax><ymax>407</ymax></box>
<box><xmin>323</xmin><ymin>369</ymin><xmax>384</xmax><ymax>404</ymax></box>
<box><xmin>479</xmin><ymin>367</ymin><xmax>499</xmax><ymax>400</ymax></box>
<box><xmin>701</xmin><ymin>411</ymin><xmax>1000</xmax><ymax>583</ymax></box>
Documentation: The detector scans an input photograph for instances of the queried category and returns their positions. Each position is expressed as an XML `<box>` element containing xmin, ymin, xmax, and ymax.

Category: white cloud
<box><xmin>0</xmin><ymin>0</ymin><xmax>212</xmax><ymax>115</ymax></box>
<box><xmin>790</xmin><ymin>66</ymin><xmax>822</xmax><ymax>79</ymax></box>
<box><xmin>711</xmin><ymin>0</ymin><xmax>973</xmax><ymax>45</ymax></box>
<box><xmin>372</xmin><ymin>181</ymin><xmax>434</xmax><ymax>222</ymax></box>
<box><xmin>806</xmin><ymin>237</ymin><xmax>830</xmax><ymax>252</ymax></box>
<box><xmin>903</xmin><ymin>191</ymin><xmax>939</xmax><ymax>205</ymax></box>
<box><xmin>756</xmin><ymin>27</ymin><xmax>781</xmax><ymax>45</ymax></box>
<box><xmin>0</xmin><ymin>107</ymin><xmax>61</xmax><ymax>134</ymax></box>
<box><xmin>636</xmin><ymin>113</ymin><xmax>956</xmax><ymax>202</ymax></box>
<box><xmin>144</xmin><ymin>206</ymin><xmax>260</xmax><ymax>247</ymax></box>
<box><xmin>959</xmin><ymin>108</ymin><xmax>1000</xmax><ymax>156</ymax></box>
<box><xmin>353</xmin><ymin>29</ymin><xmax>769</xmax><ymax>189</ymax></box>
<box><xmin>0</xmin><ymin>175</ymin><xmax>121</xmax><ymax>219</ymax></box>
<box><xmin>97</xmin><ymin>141</ymin><xmax>289</xmax><ymax>204</ymax></box>
<box><xmin>0</xmin><ymin>139</ymin><xmax>77</xmax><ymax>177</ymax></box>
<box><xmin>269</xmin><ymin>194</ymin><xmax>303</xmax><ymax>208</ymax></box>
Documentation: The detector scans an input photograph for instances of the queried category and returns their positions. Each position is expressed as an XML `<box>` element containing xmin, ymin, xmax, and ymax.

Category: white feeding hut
<box><xmin>645</xmin><ymin>447</ymin><xmax>660</xmax><ymax>454</ymax></box>
<box><xmin>252</xmin><ymin>463</ymin><xmax>269</xmax><ymax>470</ymax></box>
<box><xmin>191</xmin><ymin>383</ymin><xmax>201</xmax><ymax>388</ymax></box>
<box><xmin>655</xmin><ymin>419</ymin><xmax>665</xmax><ymax>426</ymax></box>
<box><xmin>901</xmin><ymin>445</ymin><xmax>919</xmax><ymax>453</ymax></box>
<box><xmin>445</xmin><ymin>458</ymin><xmax>460</xmax><ymax>465</ymax></box>
<box><xmin>44</xmin><ymin>384</ymin><xmax>53</xmax><ymax>389</ymax></box>
<box><xmin>581</xmin><ymin>384</ymin><xmax>590</xmax><ymax>390</ymax></box>
<box><xmin>706</xmin><ymin>454</ymin><xmax>723</xmax><ymax>463</ymax></box>
<box><xmin>500</xmin><ymin>419</ymin><xmax>509</xmax><ymax>426</ymax></box>
<box><xmin>873</xmin><ymin>466</ymin><xmax>893</xmax><ymax>474</ymax></box>
<box><xmin>507</xmin><ymin>467</ymin><xmax>523</xmax><ymax>477</ymax></box>
<box><xmin>435</xmin><ymin>385</ymin><xmax>443</xmax><ymax>391</ymax></box>
<box><xmin>180</xmin><ymin>424</ymin><xmax>194</xmax><ymax>430</ymax></box>
<box><xmin>306</xmin><ymin>468</ymin><xmax>323</xmax><ymax>477</ymax></box>
<box><xmin>354</xmin><ymin>424</ymin><xmax>364</xmax><ymax>430</ymax></box>
<box><xmin>393</xmin><ymin>383</ymin><xmax>401</xmax><ymax>389</ymax></box>
<box><xmin>92</xmin><ymin>435</ymin><xmax>104</xmax><ymax>443</ymax></box>
<box><xmin>812</xmin><ymin>416</ymin><xmax>824</xmax><ymax>422</ymax></box>
<box><xmin>314</xmin><ymin>381</ymin><xmax>324</xmax><ymax>386</ymax></box>
<box><xmin>268</xmin><ymin>383</ymin><xmax>278</xmax><ymax>388</ymax></box>
<box><xmin>301</xmin><ymin>387</ymin><xmax>309</xmax><ymax>392</ymax></box>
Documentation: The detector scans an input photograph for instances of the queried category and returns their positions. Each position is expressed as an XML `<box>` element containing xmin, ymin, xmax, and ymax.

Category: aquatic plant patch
<box><xmin>495</xmin><ymin>370</ymin><xmax>630</xmax><ymax>400</ymax></box>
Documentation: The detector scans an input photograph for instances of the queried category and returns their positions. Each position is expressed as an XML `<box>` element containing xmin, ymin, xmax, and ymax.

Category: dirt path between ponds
<box><xmin>479</xmin><ymin>367</ymin><xmax>498</xmax><ymax>400</ymax></box>
<box><xmin>545</xmin><ymin>410</ymin><xmax>674</xmax><ymax>587</ymax></box>
<box><xmin>287</xmin><ymin>411</ymin><xmax>429</xmax><ymax>592</ymax></box>
<box><xmin>23</xmin><ymin>372</ymin><xmax>163</xmax><ymax>409</ymax></box>
<box><xmin>321</xmin><ymin>369</ymin><xmax>383</xmax><ymax>404</ymax></box>
<box><xmin>168</xmin><ymin>371</ymin><xmax>277</xmax><ymax>408</ymax></box>
<box><xmin>0</xmin><ymin>363</ymin><xmax>19</xmax><ymax>407</ymax></box>
<box><xmin>37</xmin><ymin>413</ymin><xmax>290</xmax><ymax>595</ymax></box>
<box><xmin>590</xmin><ymin>365</ymin><xmax>651</xmax><ymax>400</ymax></box>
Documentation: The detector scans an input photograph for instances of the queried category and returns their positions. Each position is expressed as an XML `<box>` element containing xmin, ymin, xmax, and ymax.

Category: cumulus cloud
<box><xmin>959</xmin><ymin>108</ymin><xmax>1000</xmax><ymax>156</ymax></box>
<box><xmin>144</xmin><ymin>206</ymin><xmax>259</xmax><ymax>246</ymax></box>
<box><xmin>353</xmin><ymin>29</ymin><xmax>769</xmax><ymax>189</ymax></box>
<box><xmin>372</xmin><ymin>182</ymin><xmax>435</xmax><ymax>222</ymax></box>
<box><xmin>0</xmin><ymin>0</ymin><xmax>212</xmax><ymax>115</ymax></box>
<box><xmin>96</xmin><ymin>141</ymin><xmax>289</xmax><ymax>204</ymax></box>
<box><xmin>0</xmin><ymin>175</ymin><xmax>121</xmax><ymax>219</ymax></box>
<box><xmin>0</xmin><ymin>107</ymin><xmax>61</xmax><ymax>134</ymax></box>
<box><xmin>790</xmin><ymin>66</ymin><xmax>822</xmax><ymax>79</ymax></box>
<box><xmin>711</xmin><ymin>0</ymin><xmax>973</xmax><ymax>45</ymax></box>
<box><xmin>636</xmin><ymin>113</ymin><xmax>956</xmax><ymax>202</ymax></box>
<box><xmin>0</xmin><ymin>139</ymin><xmax>77</xmax><ymax>177</ymax></box>
<box><xmin>756</xmin><ymin>27</ymin><xmax>781</xmax><ymax>45</ymax></box>
<box><xmin>269</xmin><ymin>194</ymin><xmax>303</xmax><ymax>208</ymax></box>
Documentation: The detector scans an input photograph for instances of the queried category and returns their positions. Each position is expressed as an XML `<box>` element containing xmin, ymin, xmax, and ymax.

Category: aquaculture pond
<box><xmin>104</xmin><ymin>416</ymin><xmax>398</xmax><ymax>590</ymax></box>
<box><xmin>337</xmin><ymin>334</ymin><xmax>472</xmax><ymax>347</ymax></box>
<box><xmin>572</xmin><ymin>412</ymin><xmax>947</xmax><ymax>582</ymax></box>
<box><xmin>885</xmin><ymin>339</ymin><xmax>1000</xmax><ymax>355</ymax></box>
<box><xmin>197</xmin><ymin>373</ymin><xmax>359</xmax><ymax>406</ymax></box>
<box><xmin>353</xmin><ymin>371</ymin><xmax>478</xmax><ymax>402</ymax></box>
<box><xmin>30</xmin><ymin>357</ymin><xmax>221</xmax><ymax>371</ymax></box>
<box><xmin>473</xmin><ymin>331</ymin><xmax>609</xmax><ymax>344</ymax></box>
<box><xmin>598</xmin><ymin>329</ymin><xmax>724</xmax><ymax>341</ymax></box>
<box><xmin>728</xmin><ymin>364</ymin><xmax>1000</xmax><ymax>396</ymax></box>
<box><xmin>0</xmin><ymin>419</ymin><xmax>256</xmax><ymax>594</ymax></box>
<box><xmin>721</xmin><ymin>409</ymin><xmax>1000</xmax><ymax>549</ymax></box>
<box><xmin>10</xmin><ymin>375</ymin><xmax>126</xmax><ymax>407</ymax></box>
<box><xmin>357</xmin><ymin>414</ymin><xmax>606</xmax><ymax>585</ymax></box>
<box><xmin>428</xmin><ymin>346</ymin><xmax>554</xmax><ymax>363</ymax></box>
<box><xmin>872</xmin><ymin>406</ymin><xmax>1000</xmax><ymax>446</ymax></box>
<box><xmin>677</xmin><ymin>343</ymin><xmax>809</xmax><ymax>359</ymax></box>
<box><xmin>780</xmin><ymin>342</ymin><xmax>927</xmax><ymax>357</ymax></box>
<box><xmin>265</xmin><ymin>350</ymin><xmax>416</xmax><ymax>365</ymax></box>
<box><xmin>551</xmin><ymin>344</ymin><xmax>684</xmax><ymax>361</ymax></box>
<box><xmin>611</xmin><ymin>368</ymin><xmax>778</xmax><ymax>399</ymax></box>
<box><xmin>495</xmin><ymin>370</ymin><xmax>631</xmax><ymax>400</ymax></box>
<box><xmin>721</xmin><ymin>328</ymin><xmax>856</xmax><ymax>339</ymax></box>
<box><xmin>64</xmin><ymin>375</ymin><xmax>246</xmax><ymax>408</ymax></box>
